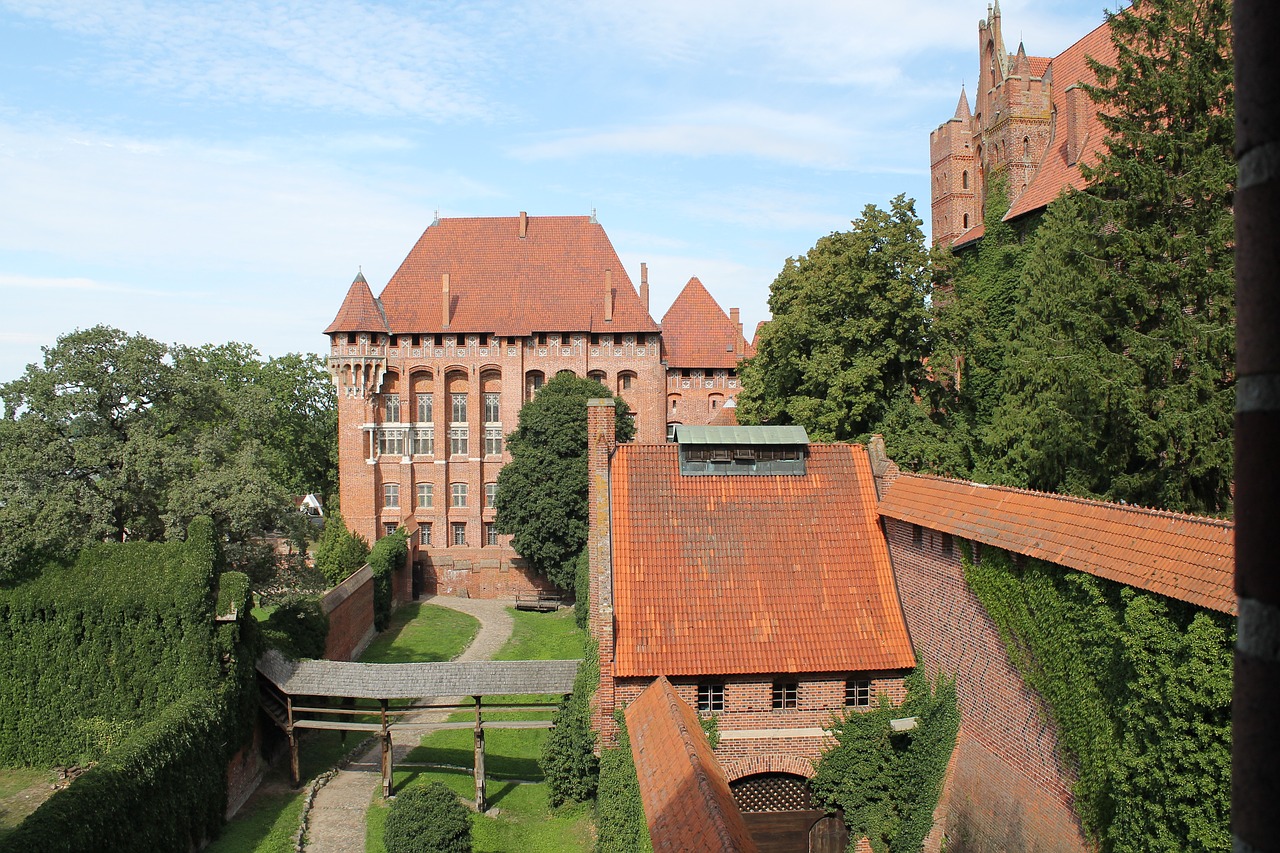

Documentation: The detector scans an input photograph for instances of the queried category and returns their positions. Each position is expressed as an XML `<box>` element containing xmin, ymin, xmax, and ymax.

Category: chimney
<box><xmin>1065</xmin><ymin>85</ymin><xmax>1085</xmax><ymax>167</ymax></box>
<box><xmin>640</xmin><ymin>263</ymin><xmax>649</xmax><ymax>311</ymax></box>
<box><xmin>519</xmin><ymin>211</ymin><xmax>528</xmax><ymax>239</ymax></box>
<box><xmin>442</xmin><ymin>273</ymin><xmax>451</xmax><ymax>328</ymax></box>
<box><xmin>605</xmin><ymin>269</ymin><xmax>614</xmax><ymax>322</ymax></box>
<box><xmin>586</xmin><ymin>398</ymin><xmax>618</xmax><ymax>746</ymax></box>
<box><xmin>731</xmin><ymin>308</ymin><xmax>743</xmax><ymax>357</ymax></box>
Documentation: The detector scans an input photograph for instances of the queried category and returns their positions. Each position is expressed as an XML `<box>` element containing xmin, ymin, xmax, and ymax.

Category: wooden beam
<box><xmin>287</xmin><ymin>695</ymin><xmax>299</xmax><ymax>788</ymax></box>
<box><xmin>380</xmin><ymin>699</ymin><xmax>393</xmax><ymax>799</ymax></box>
<box><xmin>474</xmin><ymin>696</ymin><xmax>486</xmax><ymax>812</ymax></box>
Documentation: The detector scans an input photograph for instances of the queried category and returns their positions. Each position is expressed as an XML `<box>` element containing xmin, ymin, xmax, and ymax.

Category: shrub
<box><xmin>368</xmin><ymin>528</ymin><xmax>408</xmax><ymax>631</ymax></box>
<box><xmin>596</xmin><ymin>710</ymin><xmax>652</xmax><ymax>853</ymax></box>
<box><xmin>572</xmin><ymin>549</ymin><xmax>590</xmax><ymax>631</ymax></box>
<box><xmin>541</xmin><ymin>642</ymin><xmax>599</xmax><ymax>805</ymax></box>
<box><xmin>315</xmin><ymin>511</ymin><xmax>370</xmax><ymax>587</ymax></box>
<box><xmin>384</xmin><ymin>782</ymin><xmax>473</xmax><ymax>853</ymax></box>
<box><xmin>262</xmin><ymin>594</ymin><xmax>329</xmax><ymax>659</ymax></box>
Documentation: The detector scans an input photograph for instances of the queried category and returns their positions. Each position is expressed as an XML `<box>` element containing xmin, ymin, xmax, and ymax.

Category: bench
<box><xmin>514</xmin><ymin>591</ymin><xmax>562</xmax><ymax>612</ymax></box>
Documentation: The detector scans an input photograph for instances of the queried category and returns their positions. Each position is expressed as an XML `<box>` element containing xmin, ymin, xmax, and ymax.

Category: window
<box><xmin>696</xmin><ymin>683</ymin><xmax>724</xmax><ymax>713</ymax></box>
<box><xmin>347</xmin><ymin>332</ymin><xmax>356</xmax><ymax>345</ymax></box>
<box><xmin>419</xmin><ymin>524</ymin><xmax>432</xmax><ymax>546</ymax></box>
<box><xmin>449</xmin><ymin>426</ymin><xmax>468</xmax><ymax>456</ymax></box>
<box><xmin>484</xmin><ymin>482</ymin><xmax>497</xmax><ymax>508</ymax></box>
<box><xmin>590</xmin><ymin>334</ymin><xmax>600</xmax><ymax>346</ymax></box>
<box><xmin>772</xmin><ymin>682</ymin><xmax>798</xmax><ymax>710</ymax></box>
<box><xmin>963</xmin><ymin>213</ymin><xmax>970</xmax><ymax>229</ymax></box>
<box><xmin>417</xmin><ymin>483</ymin><xmax>433</xmax><ymax>508</ymax></box>
<box><xmin>846</xmin><ymin>679</ymin><xmax>871</xmax><ymax>707</ymax></box>
<box><xmin>389</xmin><ymin>335</ymin><xmax>398</xmax><ymax>347</ymax></box>
<box><xmin>527</xmin><ymin>372</ymin><xmax>545</xmax><ymax>398</ymax></box>
<box><xmin>667</xmin><ymin>422</ymin><xmax>679</xmax><ymax>442</ymax></box>
<box><xmin>479</xmin><ymin>334</ymin><xmax>489</xmax><ymax>346</ymax></box>
<box><xmin>411</xmin><ymin>334</ymin><xmax>420</xmax><ymax>347</ymax></box>
<box><xmin>452</xmin><ymin>523</ymin><xmax>466</xmax><ymax>546</ymax></box>
<box><xmin>485</xmin><ymin>522</ymin><xmax>498</xmax><ymax>546</ymax></box>
<box><xmin>417</xmin><ymin>393</ymin><xmax>433</xmax><ymax>423</ymax></box>
<box><xmin>411</xmin><ymin>427</ymin><xmax>434</xmax><ymax>455</ymax></box>
<box><xmin>383</xmin><ymin>522</ymin><xmax>398</xmax><ymax>537</ymax></box>
<box><xmin>962</xmin><ymin>169</ymin><xmax>969</xmax><ymax>189</ymax></box>
<box><xmin>433</xmin><ymin>334</ymin><xmax>443</xmax><ymax>347</ymax></box>
<box><xmin>484</xmin><ymin>392</ymin><xmax>503</xmax><ymax>455</ymax></box>
<box><xmin>377</xmin><ymin>429</ymin><xmax>405</xmax><ymax>456</ymax></box>
<box><xmin>451</xmin><ymin>393</ymin><xmax>467</xmax><ymax>423</ymax></box>
<box><xmin>670</xmin><ymin>397</ymin><xmax>678</xmax><ymax>411</ymax></box>
<box><xmin>912</xmin><ymin>524</ymin><xmax>923</xmax><ymax>548</ymax></box>
<box><xmin>384</xmin><ymin>483</ymin><xmax>399</xmax><ymax>508</ymax></box>
<box><xmin>384</xmin><ymin>395</ymin><xmax>401</xmax><ymax>423</ymax></box>
<box><xmin>619</xmin><ymin>373</ymin><xmax>633</xmax><ymax>391</ymax></box>
<box><xmin>483</xmin><ymin>392</ymin><xmax>500</xmax><ymax>424</ymax></box>
<box><xmin>451</xmin><ymin>483</ymin><xmax>468</xmax><ymax>508</ymax></box>
<box><xmin>942</xmin><ymin>533</ymin><xmax>954</xmax><ymax>557</ymax></box>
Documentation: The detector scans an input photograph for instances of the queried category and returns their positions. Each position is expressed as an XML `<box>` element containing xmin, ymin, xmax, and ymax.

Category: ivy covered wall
<box><xmin>963</xmin><ymin>548</ymin><xmax>1232</xmax><ymax>852</ymax></box>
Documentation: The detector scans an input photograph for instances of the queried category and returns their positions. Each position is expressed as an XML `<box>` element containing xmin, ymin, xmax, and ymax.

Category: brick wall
<box><xmin>587</xmin><ymin>399</ymin><xmax>619</xmax><ymax>747</ymax></box>
<box><xmin>224</xmin><ymin>719</ymin><xmax>265</xmax><ymax>820</ymax></box>
<box><xmin>321</xmin><ymin>565</ymin><xmax>376</xmax><ymax>661</ymax></box>
<box><xmin>419</xmin><ymin>547</ymin><xmax>556</xmax><ymax>599</ymax></box>
<box><xmin>664</xmin><ymin>366</ymin><xmax>742</xmax><ymax>431</ymax></box>
<box><xmin>886</xmin><ymin>516</ymin><xmax>1088</xmax><ymax>852</ymax></box>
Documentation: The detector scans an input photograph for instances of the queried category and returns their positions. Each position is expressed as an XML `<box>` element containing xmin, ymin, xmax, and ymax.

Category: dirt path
<box><xmin>302</xmin><ymin>595</ymin><xmax>515</xmax><ymax>853</ymax></box>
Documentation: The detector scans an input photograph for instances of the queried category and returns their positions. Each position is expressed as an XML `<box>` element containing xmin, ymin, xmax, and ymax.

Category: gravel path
<box><xmin>302</xmin><ymin>595</ymin><xmax>516</xmax><ymax>853</ymax></box>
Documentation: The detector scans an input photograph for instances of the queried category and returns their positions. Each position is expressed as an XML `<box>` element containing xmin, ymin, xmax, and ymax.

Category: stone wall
<box><xmin>321</xmin><ymin>565</ymin><xmax>376</xmax><ymax>661</ymax></box>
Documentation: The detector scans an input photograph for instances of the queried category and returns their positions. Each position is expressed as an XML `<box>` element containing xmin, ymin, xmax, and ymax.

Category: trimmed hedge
<box><xmin>368</xmin><ymin>529</ymin><xmax>407</xmax><ymax>631</ymax></box>
<box><xmin>384</xmin><ymin>781</ymin><xmax>473</xmax><ymax>853</ymax></box>
<box><xmin>596</xmin><ymin>710</ymin><xmax>652</xmax><ymax>853</ymax></box>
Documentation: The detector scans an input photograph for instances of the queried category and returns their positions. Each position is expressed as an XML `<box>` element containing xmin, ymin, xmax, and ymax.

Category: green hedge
<box><xmin>541</xmin><ymin>641</ymin><xmax>599</xmax><ymax>805</ymax></box>
<box><xmin>368</xmin><ymin>529</ymin><xmax>408</xmax><ymax>631</ymax></box>
<box><xmin>596</xmin><ymin>710</ymin><xmax>652</xmax><ymax>853</ymax></box>
<box><xmin>963</xmin><ymin>547</ymin><xmax>1232</xmax><ymax>852</ymax></box>
<box><xmin>384</xmin><ymin>781</ymin><xmax>473</xmax><ymax>853</ymax></box>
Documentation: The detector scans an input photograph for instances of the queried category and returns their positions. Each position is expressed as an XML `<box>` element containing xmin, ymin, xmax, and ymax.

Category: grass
<box><xmin>360</xmin><ymin>602</ymin><xmax>480</xmax><ymax>663</ymax></box>
<box><xmin>0</xmin><ymin>768</ymin><xmax>55</xmax><ymax>839</ymax></box>
<box><xmin>496</xmin><ymin>607</ymin><xmax>585</xmax><ymax>661</ymax></box>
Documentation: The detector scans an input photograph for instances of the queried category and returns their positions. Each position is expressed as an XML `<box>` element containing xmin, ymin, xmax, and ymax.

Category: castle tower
<box><xmin>929</xmin><ymin>88</ymin><xmax>979</xmax><ymax>245</ymax></box>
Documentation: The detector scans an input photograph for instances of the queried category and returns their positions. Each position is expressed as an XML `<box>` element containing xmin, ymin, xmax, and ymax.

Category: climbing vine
<box><xmin>963</xmin><ymin>547</ymin><xmax>1232</xmax><ymax>851</ymax></box>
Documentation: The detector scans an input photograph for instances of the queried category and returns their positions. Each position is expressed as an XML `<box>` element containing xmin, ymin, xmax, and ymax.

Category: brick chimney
<box><xmin>1065</xmin><ymin>84</ymin><xmax>1086</xmax><ymax>167</ymax></box>
<box><xmin>442</xmin><ymin>273</ymin><xmax>451</xmax><ymax>329</ymax></box>
<box><xmin>604</xmin><ymin>269</ymin><xmax>614</xmax><ymax>323</ymax></box>
<box><xmin>640</xmin><ymin>263</ymin><xmax>649</xmax><ymax>311</ymax></box>
<box><xmin>730</xmin><ymin>308</ymin><xmax>743</xmax><ymax>357</ymax></box>
<box><xmin>519</xmin><ymin>210</ymin><xmax>528</xmax><ymax>239</ymax></box>
<box><xmin>587</xmin><ymin>398</ymin><xmax>618</xmax><ymax>747</ymax></box>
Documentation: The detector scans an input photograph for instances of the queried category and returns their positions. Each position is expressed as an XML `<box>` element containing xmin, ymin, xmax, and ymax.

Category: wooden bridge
<box><xmin>256</xmin><ymin>650</ymin><xmax>579</xmax><ymax>809</ymax></box>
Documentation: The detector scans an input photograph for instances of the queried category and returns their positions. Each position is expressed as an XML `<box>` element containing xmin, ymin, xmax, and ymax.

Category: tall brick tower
<box><xmin>929</xmin><ymin>89</ymin><xmax>979</xmax><ymax>245</ymax></box>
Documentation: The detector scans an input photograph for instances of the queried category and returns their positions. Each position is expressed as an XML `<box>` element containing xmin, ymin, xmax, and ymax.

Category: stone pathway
<box><xmin>303</xmin><ymin>595</ymin><xmax>516</xmax><ymax>853</ymax></box>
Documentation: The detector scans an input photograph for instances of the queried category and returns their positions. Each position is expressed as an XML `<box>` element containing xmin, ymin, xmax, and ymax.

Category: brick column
<box><xmin>586</xmin><ymin>398</ymin><xmax>619</xmax><ymax>747</ymax></box>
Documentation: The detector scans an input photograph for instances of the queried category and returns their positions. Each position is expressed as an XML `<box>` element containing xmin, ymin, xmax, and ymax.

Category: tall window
<box><xmin>483</xmin><ymin>392</ymin><xmax>500</xmax><ymax>423</ymax></box>
<box><xmin>419</xmin><ymin>524</ymin><xmax>432</xmax><ymax>546</ymax></box>
<box><xmin>451</xmin><ymin>483</ymin><xmax>468</xmax><ymax>508</ymax></box>
<box><xmin>450</xmin><ymin>392</ymin><xmax>468</xmax><ymax>456</ymax></box>
<box><xmin>416</xmin><ymin>392</ymin><xmax>433</xmax><ymax>423</ymax></box>
<box><xmin>485</xmin><ymin>522</ymin><xmax>498</xmax><ymax>546</ymax></box>
<box><xmin>411</xmin><ymin>427</ymin><xmax>434</xmax><ymax>456</ymax></box>
<box><xmin>377</xmin><ymin>429</ymin><xmax>405</xmax><ymax>456</ymax></box>
<box><xmin>417</xmin><ymin>483</ymin><xmax>433</xmax><ymax>508</ymax></box>
<box><xmin>772</xmin><ymin>682</ymin><xmax>798</xmax><ymax>710</ymax></box>
<box><xmin>696</xmin><ymin>683</ymin><xmax>724</xmax><ymax>713</ymax></box>
<box><xmin>384</xmin><ymin>394</ymin><xmax>401</xmax><ymax>423</ymax></box>
<box><xmin>484</xmin><ymin>392</ymin><xmax>503</xmax><ymax>455</ymax></box>
<box><xmin>846</xmin><ymin>679</ymin><xmax>871</xmax><ymax>708</ymax></box>
<box><xmin>451</xmin><ymin>392</ymin><xmax>467</xmax><ymax>423</ymax></box>
<box><xmin>452</xmin><ymin>523</ymin><xmax>466</xmax><ymax>546</ymax></box>
<box><xmin>484</xmin><ymin>482</ymin><xmax>497</xmax><ymax>508</ymax></box>
<box><xmin>383</xmin><ymin>483</ymin><xmax>399</xmax><ymax>508</ymax></box>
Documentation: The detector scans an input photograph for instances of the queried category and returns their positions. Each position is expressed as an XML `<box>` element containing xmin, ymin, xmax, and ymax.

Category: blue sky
<box><xmin>0</xmin><ymin>0</ymin><xmax>1113</xmax><ymax>382</ymax></box>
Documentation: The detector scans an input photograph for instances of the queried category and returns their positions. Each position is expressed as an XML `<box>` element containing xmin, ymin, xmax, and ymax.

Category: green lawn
<box><xmin>496</xmin><ymin>607</ymin><xmax>585</xmax><ymax>661</ymax></box>
<box><xmin>0</xmin><ymin>768</ymin><xmax>55</xmax><ymax>839</ymax></box>
<box><xmin>360</xmin><ymin>602</ymin><xmax>480</xmax><ymax>663</ymax></box>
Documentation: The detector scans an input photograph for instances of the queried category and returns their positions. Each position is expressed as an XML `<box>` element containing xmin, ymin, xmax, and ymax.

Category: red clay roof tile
<box><xmin>375</xmin><ymin>215</ymin><xmax>660</xmax><ymax>336</ymax></box>
<box><xmin>878</xmin><ymin>474</ymin><xmax>1234</xmax><ymax>614</ymax></box>
<box><xmin>613</xmin><ymin>443</ymin><xmax>916</xmax><ymax>677</ymax></box>
<box><xmin>660</xmin><ymin>277</ymin><xmax>754</xmax><ymax>369</ymax></box>
<box><xmin>325</xmin><ymin>272</ymin><xmax>389</xmax><ymax>334</ymax></box>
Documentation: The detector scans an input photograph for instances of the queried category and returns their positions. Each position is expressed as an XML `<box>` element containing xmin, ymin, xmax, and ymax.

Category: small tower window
<box><xmin>963</xmin><ymin>214</ymin><xmax>970</xmax><ymax>229</ymax></box>
<box><xmin>962</xmin><ymin>170</ymin><xmax>969</xmax><ymax>189</ymax></box>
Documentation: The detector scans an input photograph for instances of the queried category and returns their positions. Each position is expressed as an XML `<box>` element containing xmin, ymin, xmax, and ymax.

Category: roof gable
<box><xmin>376</xmin><ymin>215</ymin><xmax>659</xmax><ymax>336</ymax></box>
<box><xmin>325</xmin><ymin>272</ymin><xmax>389</xmax><ymax>335</ymax></box>
<box><xmin>878</xmin><ymin>473</ymin><xmax>1234</xmax><ymax>613</ymax></box>
<box><xmin>660</xmin><ymin>277</ymin><xmax>753</xmax><ymax>368</ymax></box>
<box><xmin>612</xmin><ymin>443</ymin><xmax>916</xmax><ymax>676</ymax></box>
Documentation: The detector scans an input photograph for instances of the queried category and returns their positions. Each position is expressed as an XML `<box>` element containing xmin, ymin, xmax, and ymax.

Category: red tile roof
<box><xmin>877</xmin><ymin>474</ymin><xmax>1234</xmax><ymax>614</ymax></box>
<box><xmin>950</xmin><ymin>222</ymin><xmax>985</xmax><ymax>249</ymax></box>
<box><xmin>1005</xmin><ymin>20</ymin><xmax>1118</xmax><ymax>220</ymax></box>
<box><xmin>325</xmin><ymin>272</ymin><xmax>389</xmax><ymax>334</ymax></box>
<box><xmin>375</xmin><ymin>215</ymin><xmax>660</xmax><ymax>336</ymax></box>
<box><xmin>660</xmin><ymin>277</ymin><xmax>753</xmax><ymax>369</ymax></box>
<box><xmin>707</xmin><ymin>399</ymin><xmax>739</xmax><ymax>427</ymax></box>
<box><xmin>612</xmin><ymin>443</ymin><xmax>916</xmax><ymax>677</ymax></box>
<box><xmin>625</xmin><ymin>677</ymin><xmax>759</xmax><ymax>853</ymax></box>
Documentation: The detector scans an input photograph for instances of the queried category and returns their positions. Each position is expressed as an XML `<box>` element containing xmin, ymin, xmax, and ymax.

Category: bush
<box><xmin>262</xmin><ymin>594</ymin><xmax>329</xmax><ymax>659</ymax></box>
<box><xmin>541</xmin><ymin>642</ymin><xmax>599</xmax><ymax>805</ymax></box>
<box><xmin>315</xmin><ymin>511</ymin><xmax>370</xmax><ymax>587</ymax></box>
<box><xmin>368</xmin><ymin>529</ymin><xmax>408</xmax><ymax>631</ymax></box>
<box><xmin>384</xmin><ymin>782</ymin><xmax>472</xmax><ymax>853</ymax></box>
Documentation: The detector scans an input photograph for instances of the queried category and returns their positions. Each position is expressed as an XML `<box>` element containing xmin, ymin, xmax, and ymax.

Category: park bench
<box><xmin>514</xmin><ymin>591</ymin><xmax>562</xmax><ymax>612</ymax></box>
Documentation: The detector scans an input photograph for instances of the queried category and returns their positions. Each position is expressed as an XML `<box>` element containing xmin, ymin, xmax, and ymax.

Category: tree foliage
<box><xmin>738</xmin><ymin>194</ymin><xmax>931</xmax><ymax>441</ymax></box>
<box><xmin>495</xmin><ymin>373</ymin><xmax>633</xmax><ymax>590</ymax></box>
<box><xmin>0</xmin><ymin>327</ymin><xmax>337</xmax><ymax>581</ymax></box>
<box><xmin>314</xmin><ymin>510</ymin><xmax>370</xmax><ymax>587</ymax></box>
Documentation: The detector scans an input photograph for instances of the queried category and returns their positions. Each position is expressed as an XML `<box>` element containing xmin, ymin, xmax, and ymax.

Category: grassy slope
<box><xmin>361</xmin><ymin>602</ymin><xmax>480</xmax><ymax>663</ymax></box>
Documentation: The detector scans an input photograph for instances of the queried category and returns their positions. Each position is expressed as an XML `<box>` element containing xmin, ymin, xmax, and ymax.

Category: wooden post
<box><xmin>287</xmin><ymin>695</ymin><xmax>300</xmax><ymax>788</ymax></box>
<box><xmin>380</xmin><ymin>699</ymin><xmax>393</xmax><ymax>799</ymax></box>
<box><xmin>473</xmin><ymin>696</ymin><xmax>486</xmax><ymax>812</ymax></box>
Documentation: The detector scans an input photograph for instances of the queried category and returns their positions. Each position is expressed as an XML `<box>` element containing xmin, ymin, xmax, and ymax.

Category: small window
<box><xmin>433</xmin><ymin>334</ymin><xmax>443</xmax><ymax>347</ymax></box>
<box><xmin>590</xmin><ymin>333</ymin><xmax>600</xmax><ymax>346</ymax></box>
<box><xmin>416</xmin><ymin>393</ymin><xmax>433</xmax><ymax>423</ymax></box>
<box><xmin>667</xmin><ymin>422</ymin><xmax>679</xmax><ymax>442</ymax></box>
<box><xmin>670</xmin><ymin>397</ymin><xmax>678</xmax><ymax>411</ymax></box>
<box><xmin>452</xmin><ymin>522</ymin><xmax>466</xmax><ymax>546</ymax></box>
<box><xmin>846</xmin><ymin>679</ymin><xmax>871</xmax><ymax>708</ymax></box>
<box><xmin>942</xmin><ymin>533</ymin><xmax>954</xmax><ymax>557</ymax></box>
<box><xmin>962</xmin><ymin>169</ymin><xmax>969</xmax><ymax>189</ymax></box>
<box><xmin>451</xmin><ymin>393</ymin><xmax>468</xmax><ymax>424</ymax></box>
<box><xmin>485</xmin><ymin>482</ymin><xmax>497</xmax><ymax>508</ymax></box>
<box><xmin>485</xmin><ymin>522</ymin><xmax>498</xmax><ymax>546</ymax></box>
<box><xmin>537</xmin><ymin>333</ymin><xmax>547</xmax><ymax>346</ymax></box>
<box><xmin>696</xmin><ymin>683</ymin><xmax>724</xmax><ymax>713</ymax></box>
<box><xmin>411</xmin><ymin>334</ymin><xmax>421</xmax><ymax>347</ymax></box>
<box><xmin>383</xmin><ymin>522</ymin><xmax>398</xmax><ymax>537</ymax></box>
<box><xmin>912</xmin><ymin>524</ymin><xmax>923</xmax><ymax>548</ymax></box>
<box><xmin>417</xmin><ymin>483</ymin><xmax>433</xmax><ymax>508</ymax></box>
<box><xmin>772</xmin><ymin>682</ymin><xmax>798</xmax><ymax>710</ymax></box>
<box><xmin>419</xmin><ymin>524</ymin><xmax>432</xmax><ymax>546</ymax></box>
<box><xmin>963</xmin><ymin>213</ymin><xmax>970</xmax><ymax>229</ymax></box>
<box><xmin>619</xmin><ymin>373</ymin><xmax>633</xmax><ymax>391</ymax></box>
<box><xmin>451</xmin><ymin>483</ymin><xmax>468</xmax><ymax>508</ymax></box>
<box><xmin>389</xmin><ymin>335</ymin><xmax>398</xmax><ymax>347</ymax></box>
<box><xmin>483</xmin><ymin>392</ymin><xmax>500</xmax><ymax>424</ymax></box>
<box><xmin>383</xmin><ymin>483</ymin><xmax>399</xmax><ymax>508</ymax></box>
<box><xmin>347</xmin><ymin>332</ymin><xmax>357</xmax><ymax>345</ymax></box>
<box><xmin>479</xmin><ymin>333</ymin><xmax>489</xmax><ymax>346</ymax></box>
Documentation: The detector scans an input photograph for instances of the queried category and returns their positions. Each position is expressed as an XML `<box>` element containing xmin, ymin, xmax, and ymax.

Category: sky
<box><xmin>0</xmin><ymin>0</ymin><xmax>1116</xmax><ymax>383</ymax></box>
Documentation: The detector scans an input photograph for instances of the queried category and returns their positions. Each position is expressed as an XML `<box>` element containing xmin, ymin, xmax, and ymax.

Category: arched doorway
<box><xmin>729</xmin><ymin>772</ymin><xmax>848</xmax><ymax>853</ymax></box>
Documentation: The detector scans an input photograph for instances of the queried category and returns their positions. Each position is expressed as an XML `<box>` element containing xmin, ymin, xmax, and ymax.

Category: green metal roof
<box><xmin>673</xmin><ymin>425</ymin><xmax>809</xmax><ymax>445</ymax></box>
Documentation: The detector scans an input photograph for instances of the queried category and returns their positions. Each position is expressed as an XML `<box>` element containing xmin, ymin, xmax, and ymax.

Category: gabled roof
<box><xmin>325</xmin><ymin>271</ymin><xmax>389</xmax><ymax>334</ymax></box>
<box><xmin>376</xmin><ymin>215</ymin><xmax>660</xmax><ymax>336</ymax></box>
<box><xmin>707</xmin><ymin>398</ymin><xmax>739</xmax><ymax>427</ymax></box>
<box><xmin>877</xmin><ymin>474</ymin><xmax>1234</xmax><ymax>614</ymax></box>
<box><xmin>626</xmin><ymin>677</ymin><xmax>759</xmax><ymax>853</ymax></box>
<box><xmin>1005</xmin><ymin>20</ymin><xmax>1118</xmax><ymax>220</ymax></box>
<box><xmin>660</xmin><ymin>277</ymin><xmax>753</xmax><ymax>369</ymax></box>
<box><xmin>612</xmin><ymin>443</ymin><xmax>916</xmax><ymax>677</ymax></box>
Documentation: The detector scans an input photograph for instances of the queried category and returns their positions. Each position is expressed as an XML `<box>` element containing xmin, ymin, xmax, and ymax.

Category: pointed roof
<box><xmin>375</xmin><ymin>215</ymin><xmax>659</xmax><ymax>336</ymax></box>
<box><xmin>707</xmin><ymin>397</ymin><xmax>739</xmax><ymax>427</ymax></box>
<box><xmin>660</xmin><ymin>277</ymin><xmax>753</xmax><ymax>369</ymax></box>
<box><xmin>953</xmin><ymin>87</ymin><xmax>972</xmax><ymax>120</ymax></box>
<box><xmin>1012</xmin><ymin>42</ymin><xmax>1031</xmax><ymax>75</ymax></box>
<box><xmin>325</xmin><ymin>271</ymin><xmax>389</xmax><ymax>335</ymax></box>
